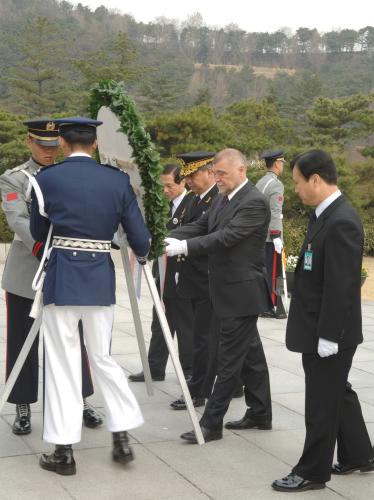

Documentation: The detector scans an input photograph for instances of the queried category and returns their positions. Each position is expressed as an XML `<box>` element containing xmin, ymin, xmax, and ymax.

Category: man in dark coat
<box><xmin>165</xmin><ymin>148</ymin><xmax>272</xmax><ymax>443</ymax></box>
<box><xmin>168</xmin><ymin>151</ymin><xmax>218</xmax><ymax>410</ymax></box>
<box><xmin>129</xmin><ymin>164</ymin><xmax>194</xmax><ymax>381</ymax></box>
<box><xmin>272</xmin><ymin>149</ymin><xmax>374</xmax><ymax>493</ymax></box>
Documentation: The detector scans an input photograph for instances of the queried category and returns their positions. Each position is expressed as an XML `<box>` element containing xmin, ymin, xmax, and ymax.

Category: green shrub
<box><xmin>283</xmin><ymin>216</ymin><xmax>307</xmax><ymax>256</ymax></box>
<box><xmin>361</xmin><ymin>210</ymin><xmax>374</xmax><ymax>256</ymax></box>
<box><xmin>0</xmin><ymin>209</ymin><xmax>14</xmax><ymax>242</ymax></box>
<box><xmin>283</xmin><ymin>211</ymin><xmax>374</xmax><ymax>257</ymax></box>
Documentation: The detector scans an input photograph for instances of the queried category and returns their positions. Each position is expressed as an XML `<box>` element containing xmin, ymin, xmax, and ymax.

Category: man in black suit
<box><xmin>165</xmin><ymin>148</ymin><xmax>272</xmax><ymax>443</ymax></box>
<box><xmin>168</xmin><ymin>151</ymin><xmax>219</xmax><ymax>410</ymax></box>
<box><xmin>129</xmin><ymin>164</ymin><xmax>194</xmax><ymax>381</ymax></box>
<box><xmin>272</xmin><ymin>150</ymin><xmax>374</xmax><ymax>493</ymax></box>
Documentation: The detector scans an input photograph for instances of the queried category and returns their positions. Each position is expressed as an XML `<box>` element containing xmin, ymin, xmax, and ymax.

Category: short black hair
<box><xmin>265</xmin><ymin>158</ymin><xmax>277</xmax><ymax>169</ymax></box>
<box><xmin>290</xmin><ymin>149</ymin><xmax>337</xmax><ymax>185</ymax></box>
<box><xmin>59</xmin><ymin>125</ymin><xmax>96</xmax><ymax>147</ymax></box>
<box><xmin>162</xmin><ymin>163</ymin><xmax>182</xmax><ymax>184</ymax></box>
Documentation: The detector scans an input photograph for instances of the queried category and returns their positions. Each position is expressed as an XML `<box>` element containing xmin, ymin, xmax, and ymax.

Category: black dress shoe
<box><xmin>181</xmin><ymin>426</ymin><xmax>222</xmax><ymax>444</ymax></box>
<box><xmin>12</xmin><ymin>404</ymin><xmax>31</xmax><ymax>435</ymax></box>
<box><xmin>170</xmin><ymin>395</ymin><xmax>205</xmax><ymax>410</ymax></box>
<box><xmin>332</xmin><ymin>457</ymin><xmax>374</xmax><ymax>475</ymax></box>
<box><xmin>272</xmin><ymin>473</ymin><xmax>325</xmax><ymax>492</ymax></box>
<box><xmin>128</xmin><ymin>371</ymin><xmax>165</xmax><ymax>382</ymax></box>
<box><xmin>112</xmin><ymin>431</ymin><xmax>134</xmax><ymax>464</ymax></box>
<box><xmin>40</xmin><ymin>445</ymin><xmax>76</xmax><ymax>476</ymax></box>
<box><xmin>82</xmin><ymin>400</ymin><xmax>103</xmax><ymax>428</ymax></box>
<box><xmin>225</xmin><ymin>413</ymin><xmax>272</xmax><ymax>430</ymax></box>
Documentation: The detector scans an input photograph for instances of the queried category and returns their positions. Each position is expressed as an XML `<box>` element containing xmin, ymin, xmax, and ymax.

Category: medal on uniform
<box><xmin>304</xmin><ymin>244</ymin><xmax>313</xmax><ymax>271</ymax></box>
<box><xmin>172</xmin><ymin>217</ymin><xmax>178</xmax><ymax>225</ymax></box>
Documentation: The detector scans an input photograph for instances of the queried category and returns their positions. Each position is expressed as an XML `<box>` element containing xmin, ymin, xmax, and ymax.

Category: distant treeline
<box><xmin>0</xmin><ymin>0</ymin><xmax>373</xmax><ymax>115</ymax></box>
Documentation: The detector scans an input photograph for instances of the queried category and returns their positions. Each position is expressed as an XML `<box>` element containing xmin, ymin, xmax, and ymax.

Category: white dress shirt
<box><xmin>315</xmin><ymin>190</ymin><xmax>342</xmax><ymax>218</ymax></box>
<box><xmin>228</xmin><ymin>179</ymin><xmax>248</xmax><ymax>201</ymax></box>
<box><xmin>69</xmin><ymin>152</ymin><xmax>91</xmax><ymax>158</ymax></box>
<box><xmin>171</xmin><ymin>189</ymin><xmax>187</xmax><ymax>216</ymax></box>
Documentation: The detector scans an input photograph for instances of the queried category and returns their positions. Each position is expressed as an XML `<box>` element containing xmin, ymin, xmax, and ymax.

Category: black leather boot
<box><xmin>39</xmin><ymin>445</ymin><xmax>76</xmax><ymax>475</ymax></box>
<box><xmin>112</xmin><ymin>431</ymin><xmax>134</xmax><ymax>464</ymax></box>
<box><xmin>82</xmin><ymin>399</ymin><xmax>103</xmax><ymax>428</ymax></box>
<box><xmin>12</xmin><ymin>404</ymin><xmax>31</xmax><ymax>435</ymax></box>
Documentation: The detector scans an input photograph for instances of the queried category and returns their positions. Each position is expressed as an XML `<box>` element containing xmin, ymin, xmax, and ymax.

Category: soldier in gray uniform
<box><xmin>256</xmin><ymin>150</ymin><xmax>286</xmax><ymax>319</ymax></box>
<box><xmin>0</xmin><ymin>119</ymin><xmax>102</xmax><ymax>434</ymax></box>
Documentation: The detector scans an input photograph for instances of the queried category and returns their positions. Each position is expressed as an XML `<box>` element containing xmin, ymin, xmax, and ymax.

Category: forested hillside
<box><xmin>1</xmin><ymin>0</ymin><xmax>373</xmax><ymax>113</ymax></box>
<box><xmin>0</xmin><ymin>0</ymin><xmax>373</xmax><ymax>253</ymax></box>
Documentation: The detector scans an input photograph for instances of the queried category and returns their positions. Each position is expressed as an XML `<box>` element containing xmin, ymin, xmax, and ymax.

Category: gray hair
<box><xmin>213</xmin><ymin>148</ymin><xmax>247</xmax><ymax>168</ymax></box>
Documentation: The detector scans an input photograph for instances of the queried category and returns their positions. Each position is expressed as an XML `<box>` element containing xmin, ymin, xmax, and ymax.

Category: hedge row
<box><xmin>283</xmin><ymin>211</ymin><xmax>374</xmax><ymax>257</ymax></box>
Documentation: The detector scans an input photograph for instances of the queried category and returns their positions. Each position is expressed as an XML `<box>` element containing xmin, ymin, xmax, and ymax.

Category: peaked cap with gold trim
<box><xmin>23</xmin><ymin>119</ymin><xmax>59</xmax><ymax>147</ymax></box>
<box><xmin>176</xmin><ymin>151</ymin><xmax>215</xmax><ymax>177</ymax></box>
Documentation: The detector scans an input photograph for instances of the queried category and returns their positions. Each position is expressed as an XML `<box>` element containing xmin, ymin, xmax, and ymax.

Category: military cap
<box><xmin>176</xmin><ymin>151</ymin><xmax>215</xmax><ymax>177</ymax></box>
<box><xmin>23</xmin><ymin>119</ymin><xmax>59</xmax><ymax>147</ymax></box>
<box><xmin>261</xmin><ymin>149</ymin><xmax>285</xmax><ymax>162</ymax></box>
<box><xmin>54</xmin><ymin>116</ymin><xmax>103</xmax><ymax>135</ymax></box>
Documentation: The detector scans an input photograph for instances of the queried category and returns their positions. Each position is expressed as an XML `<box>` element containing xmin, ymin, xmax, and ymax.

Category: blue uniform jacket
<box><xmin>30</xmin><ymin>156</ymin><xmax>150</xmax><ymax>306</ymax></box>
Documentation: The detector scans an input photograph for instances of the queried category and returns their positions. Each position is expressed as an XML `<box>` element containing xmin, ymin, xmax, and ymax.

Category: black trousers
<box><xmin>293</xmin><ymin>347</ymin><xmax>373</xmax><ymax>483</ymax></box>
<box><xmin>265</xmin><ymin>242</ymin><xmax>281</xmax><ymax>307</ymax></box>
<box><xmin>187</xmin><ymin>297</ymin><xmax>213</xmax><ymax>399</ymax></box>
<box><xmin>148</xmin><ymin>296</ymin><xmax>194</xmax><ymax>377</ymax></box>
<box><xmin>200</xmin><ymin>314</ymin><xmax>272</xmax><ymax>430</ymax></box>
<box><xmin>5</xmin><ymin>291</ymin><xmax>94</xmax><ymax>404</ymax></box>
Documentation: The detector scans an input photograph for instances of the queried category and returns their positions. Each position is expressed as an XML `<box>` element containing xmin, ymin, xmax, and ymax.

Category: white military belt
<box><xmin>52</xmin><ymin>236</ymin><xmax>111</xmax><ymax>252</ymax></box>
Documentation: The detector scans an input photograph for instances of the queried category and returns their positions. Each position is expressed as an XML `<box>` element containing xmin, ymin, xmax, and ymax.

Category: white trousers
<box><xmin>42</xmin><ymin>304</ymin><xmax>144</xmax><ymax>444</ymax></box>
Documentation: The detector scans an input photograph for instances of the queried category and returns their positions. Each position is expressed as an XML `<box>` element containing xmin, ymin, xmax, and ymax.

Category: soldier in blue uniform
<box><xmin>0</xmin><ymin>119</ymin><xmax>102</xmax><ymax>435</ymax></box>
<box><xmin>30</xmin><ymin>117</ymin><xmax>150</xmax><ymax>475</ymax></box>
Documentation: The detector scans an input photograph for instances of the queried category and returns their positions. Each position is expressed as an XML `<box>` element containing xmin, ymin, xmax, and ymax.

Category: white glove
<box><xmin>164</xmin><ymin>238</ymin><xmax>188</xmax><ymax>257</ymax></box>
<box><xmin>318</xmin><ymin>337</ymin><xmax>339</xmax><ymax>358</ymax></box>
<box><xmin>273</xmin><ymin>237</ymin><xmax>283</xmax><ymax>254</ymax></box>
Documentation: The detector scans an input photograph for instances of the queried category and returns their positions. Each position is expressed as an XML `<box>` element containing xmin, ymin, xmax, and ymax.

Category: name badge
<box><xmin>304</xmin><ymin>244</ymin><xmax>313</xmax><ymax>271</ymax></box>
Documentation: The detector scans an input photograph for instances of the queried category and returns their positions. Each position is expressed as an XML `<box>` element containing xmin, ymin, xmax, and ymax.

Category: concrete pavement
<box><xmin>0</xmin><ymin>255</ymin><xmax>374</xmax><ymax>500</ymax></box>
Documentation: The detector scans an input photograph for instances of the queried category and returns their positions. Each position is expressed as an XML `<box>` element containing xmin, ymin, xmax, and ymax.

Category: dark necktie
<box><xmin>217</xmin><ymin>195</ymin><xmax>229</xmax><ymax>211</ymax></box>
<box><xmin>192</xmin><ymin>194</ymin><xmax>200</xmax><ymax>207</ymax></box>
<box><xmin>307</xmin><ymin>212</ymin><xmax>317</xmax><ymax>232</ymax></box>
<box><xmin>168</xmin><ymin>200</ymin><xmax>173</xmax><ymax>218</ymax></box>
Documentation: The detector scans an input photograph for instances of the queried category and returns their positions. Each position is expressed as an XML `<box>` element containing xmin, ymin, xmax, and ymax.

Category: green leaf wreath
<box><xmin>89</xmin><ymin>79</ymin><xmax>168</xmax><ymax>259</ymax></box>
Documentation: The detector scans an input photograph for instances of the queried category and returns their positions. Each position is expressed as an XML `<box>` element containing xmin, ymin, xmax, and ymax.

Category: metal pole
<box><xmin>143</xmin><ymin>263</ymin><xmax>205</xmax><ymax>445</ymax></box>
<box><xmin>120</xmin><ymin>246</ymin><xmax>154</xmax><ymax>397</ymax></box>
<box><xmin>0</xmin><ymin>314</ymin><xmax>42</xmax><ymax>414</ymax></box>
<box><xmin>281</xmin><ymin>249</ymin><xmax>289</xmax><ymax>313</ymax></box>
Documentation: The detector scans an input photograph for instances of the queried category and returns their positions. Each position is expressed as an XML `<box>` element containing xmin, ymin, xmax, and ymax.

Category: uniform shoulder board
<box><xmin>9</xmin><ymin>162</ymin><xmax>29</xmax><ymax>174</ymax></box>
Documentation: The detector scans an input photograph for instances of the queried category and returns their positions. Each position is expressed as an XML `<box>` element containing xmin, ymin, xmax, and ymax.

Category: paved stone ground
<box><xmin>1</xmin><ymin>255</ymin><xmax>374</xmax><ymax>500</ymax></box>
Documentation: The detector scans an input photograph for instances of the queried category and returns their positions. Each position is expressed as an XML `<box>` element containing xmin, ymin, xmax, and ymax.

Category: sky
<box><xmin>69</xmin><ymin>0</ymin><xmax>372</xmax><ymax>33</ymax></box>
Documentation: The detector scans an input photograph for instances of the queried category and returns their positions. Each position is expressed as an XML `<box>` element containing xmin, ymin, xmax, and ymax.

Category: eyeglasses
<box><xmin>211</xmin><ymin>170</ymin><xmax>229</xmax><ymax>178</ymax></box>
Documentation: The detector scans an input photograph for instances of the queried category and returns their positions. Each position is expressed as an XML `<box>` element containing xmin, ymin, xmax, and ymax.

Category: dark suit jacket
<box><xmin>176</xmin><ymin>184</ymin><xmax>219</xmax><ymax>299</ymax></box>
<box><xmin>286</xmin><ymin>195</ymin><xmax>364</xmax><ymax>353</ymax></box>
<box><xmin>171</xmin><ymin>181</ymin><xmax>271</xmax><ymax>318</ymax></box>
<box><xmin>162</xmin><ymin>191</ymin><xmax>193</xmax><ymax>299</ymax></box>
